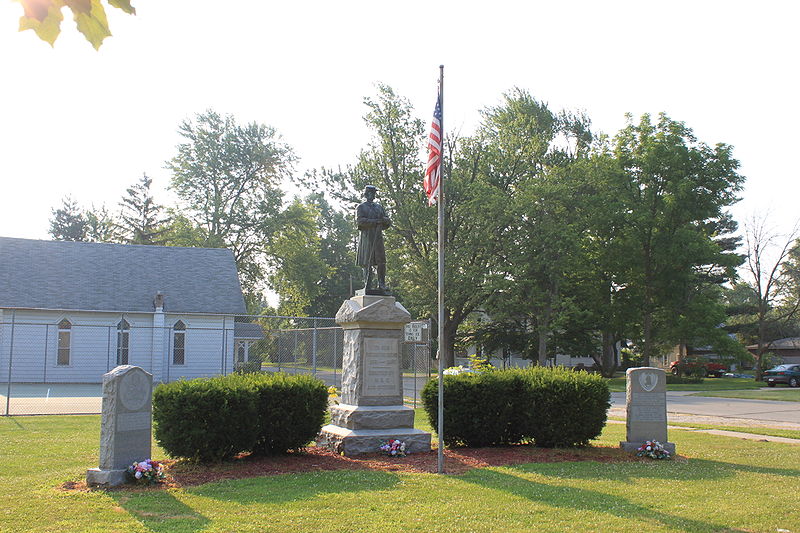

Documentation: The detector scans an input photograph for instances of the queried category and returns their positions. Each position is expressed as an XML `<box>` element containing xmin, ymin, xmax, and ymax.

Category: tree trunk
<box><xmin>598</xmin><ymin>330</ymin><xmax>617</xmax><ymax>377</ymax></box>
<box><xmin>537</xmin><ymin>302</ymin><xmax>552</xmax><ymax>366</ymax></box>
<box><xmin>642</xmin><ymin>310</ymin><xmax>653</xmax><ymax>367</ymax></box>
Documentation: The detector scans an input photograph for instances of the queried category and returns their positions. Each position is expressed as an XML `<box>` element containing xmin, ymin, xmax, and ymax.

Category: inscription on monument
<box><xmin>117</xmin><ymin>411</ymin><xmax>152</xmax><ymax>432</ymax></box>
<box><xmin>631</xmin><ymin>405</ymin><xmax>666</xmax><ymax>422</ymax></box>
<box><xmin>363</xmin><ymin>337</ymin><xmax>399</xmax><ymax>396</ymax></box>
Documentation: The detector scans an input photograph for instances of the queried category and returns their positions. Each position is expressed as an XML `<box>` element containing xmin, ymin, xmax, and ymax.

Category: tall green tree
<box><xmin>49</xmin><ymin>196</ymin><xmax>87</xmax><ymax>241</ymax></box>
<box><xmin>119</xmin><ymin>174</ymin><xmax>171</xmax><ymax>245</ymax></box>
<box><xmin>84</xmin><ymin>204</ymin><xmax>121</xmax><ymax>242</ymax></box>
<box><xmin>267</xmin><ymin>199</ymin><xmax>330</xmax><ymax>317</ymax></box>
<box><xmin>613</xmin><ymin>113</ymin><xmax>744</xmax><ymax>366</ymax></box>
<box><xmin>481</xmin><ymin>92</ymin><xmax>596</xmax><ymax>365</ymax></box>
<box><xmin>166</xmin><ymin>109</ymin><xmax>295</xmax><ymax>294</ymax></box>
<box><xmin>305</xmin><ymin>193</ymin><xmax>360</xmax><ymax>316</ymax></box>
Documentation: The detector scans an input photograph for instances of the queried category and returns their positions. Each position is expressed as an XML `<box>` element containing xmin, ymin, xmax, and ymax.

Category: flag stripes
<box><xmin>424</xmin><ymin>95</ymin><xmax>442</xmax><ymax>205</ymax></box>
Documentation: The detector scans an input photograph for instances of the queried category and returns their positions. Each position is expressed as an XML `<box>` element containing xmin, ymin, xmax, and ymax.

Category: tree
<box><xmin>14</xmin><ymin>0</ymin><xmax>136</xmax><ymax>49</ymax></box>
<box><xmin>49</xmin><ymin>195</ymin><xmax>87</xmax><ymax>241</ymax></box>
<box><xmin>266</xmin><ymin>199</ymin><xmax>330</xmax><ymax>317</ymax></box>
<box><xmin>613</xmin><ymin>113</ymin><xmax>744</xmax><ymax>366</ymax></box>
<box><xmin>735</xmin><ymin>216</ymin><xmax>800</xmax><ymax>379</ymax></box>
<box><xmin>300</xmin><ymin>85</ymin><xmax>508</xmax><ymax>367</ymax></box>
<box><xmin>119</xmin><ymin>174</ymin><xmax>171</xmax><ymax>245</ymax></box>
<box><xmin>305</xmin><ymin>193</ymin><xmax>360</xmax><ymax>316</ymax></box>
<box><xmin>84</xmin><ymin>204</ymin><xmax>121</xmax><ymax>242</ymax></box>
<box><xmin>166</xmin><ymin>109</ymin><xmax>296</xmax><ymax>294</ymax></box>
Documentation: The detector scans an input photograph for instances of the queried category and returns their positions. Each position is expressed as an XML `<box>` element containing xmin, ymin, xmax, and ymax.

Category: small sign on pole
<box><xmin>404</xmin><ymin>321</ymin><xmax>426</xmax><ymax>343</ymax></box>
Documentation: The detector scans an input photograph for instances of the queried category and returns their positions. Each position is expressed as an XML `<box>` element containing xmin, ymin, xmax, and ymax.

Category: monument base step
<box><xmin>620</xmin><ymin>441</ymin><xmax>676</xmax><ymax>456</ymax></box>
<box><xmin>317</xmin><ymin>425</ymin><xmax>431</xmax><ymax>456</ymax></box>
<box><xmin>330</xmin><ymin>403</ymin><xmax>415</xmax><ymax>430</ymax></box>
<box><xmin>86</xmin><ymin>468</ymin><xmax>127</xmax><ymax>487</ymax></box>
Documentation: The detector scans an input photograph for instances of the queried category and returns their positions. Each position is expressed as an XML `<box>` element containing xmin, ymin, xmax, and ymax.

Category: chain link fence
<box><xmin>1</xmin><ymin>315</ymin><xmax>432</xmax><ymax>415</ymax></box>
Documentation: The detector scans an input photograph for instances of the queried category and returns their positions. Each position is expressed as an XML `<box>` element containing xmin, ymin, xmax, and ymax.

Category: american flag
<box><xmin>424</xmin><ymin>94</ymin><xmax>442</xmax><ymax>205</ymax></box>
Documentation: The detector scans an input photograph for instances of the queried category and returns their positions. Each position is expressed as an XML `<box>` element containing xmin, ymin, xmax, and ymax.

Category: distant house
<box><xmin>0</xmin><ymin>237</ymin><xmax>260</xmax><ymax>384</ymax></box>
<box><xmin>746</xmin><ymin>338</ymin><xmax>800</xmax><ymax>365</ymax></box>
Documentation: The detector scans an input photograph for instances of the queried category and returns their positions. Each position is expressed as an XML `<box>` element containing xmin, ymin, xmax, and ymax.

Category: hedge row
<box><xmin>152</xmin><ymin>372</ymin><xmax>328</xmax><ymax>462</ymax></box>
<box><xmin>422</xmin><ymin>367</ymin><xmax>610</xmax><ymax>448</ymax></box>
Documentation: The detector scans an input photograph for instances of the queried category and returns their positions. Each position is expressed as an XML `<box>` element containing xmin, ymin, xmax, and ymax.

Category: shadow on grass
<box><xmin>188</xmin><ymin>469</ymin><xmax>401</xmax><ymax>505</ymax></box>
<box><xmin>112</xmin><ymin>490</ymin><xmax>210</xmax><ymax>533</ymax></box>
<box><xmin>459</xmin><ymin>468</ymin><xmax>742</xmax><ymax>531</ymax></box>
<box><xmin>510</xmin><ymin>457</ymin><xmax>800</xmax><ymax>482</ymax></box>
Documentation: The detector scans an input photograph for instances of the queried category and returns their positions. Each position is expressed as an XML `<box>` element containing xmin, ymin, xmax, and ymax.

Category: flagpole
<box><xmin>436</xmin><ymin>64</ymin><xmax>445</xmax><ymax>475</ymax></box>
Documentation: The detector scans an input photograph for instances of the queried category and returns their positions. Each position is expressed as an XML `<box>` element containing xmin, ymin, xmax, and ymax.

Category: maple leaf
<box><xmin>14</xmin><ymin>0</ymin><xmax>135</xmax><ymax>49</ymax></box>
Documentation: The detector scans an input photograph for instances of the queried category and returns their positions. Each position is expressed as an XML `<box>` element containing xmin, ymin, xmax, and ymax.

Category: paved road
<box><xmin>610</xmin><ymin>391</ymin><xmax>800</xmax><ymax>426</ymax></box>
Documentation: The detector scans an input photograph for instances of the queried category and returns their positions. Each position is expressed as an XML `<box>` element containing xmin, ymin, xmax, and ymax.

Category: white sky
<box><xmin>1</xmin><ymin>1</ymin><xmax>798</xmax><ymax>241</ymax></box>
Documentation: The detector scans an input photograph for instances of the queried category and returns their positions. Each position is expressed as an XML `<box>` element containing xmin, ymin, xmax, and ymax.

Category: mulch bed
<box><xmin>61</xmin><ymin>444</ymin><xmax>637</xmax><ymax>492</ymax></box>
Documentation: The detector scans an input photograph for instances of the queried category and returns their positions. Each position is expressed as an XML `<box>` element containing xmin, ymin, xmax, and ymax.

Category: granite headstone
<box><xmin>620</xmin><ymin>367</ymin><xmax>676</xmax><ymax>455</ymax></box>
<box><xmin>86</xmin><ymin>365</ymin><xmax>153</xmax><ymax>487</ymax></box>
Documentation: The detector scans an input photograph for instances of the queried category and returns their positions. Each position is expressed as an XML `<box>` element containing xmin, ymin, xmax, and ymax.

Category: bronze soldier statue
<box><xmin>356</xmin><ymin>185</ymin><xmax>391</xmax><ymax>293</ymax></box>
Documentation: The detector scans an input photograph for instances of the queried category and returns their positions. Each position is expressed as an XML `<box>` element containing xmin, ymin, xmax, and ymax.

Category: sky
<box><xmin>1</xmin><ymin>1</ymin><xmax>798</xmax><ymax>244</ymax></box>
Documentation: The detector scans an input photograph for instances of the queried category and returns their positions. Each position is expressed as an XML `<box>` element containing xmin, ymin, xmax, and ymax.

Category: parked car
<box><xmin>670</xmin><ymin>357</ymin><xmax>728</xmax><ymax>378</ymax></box>
<box><xmin>763</xmin><ymin>364</ymin><xmax>800</xmax><ymax>387</ymax></box>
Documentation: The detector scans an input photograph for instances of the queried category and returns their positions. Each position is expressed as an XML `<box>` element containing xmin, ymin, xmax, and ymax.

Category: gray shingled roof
<box><xmin>234</xmin><ymin>322</ymin><xmax>265</xmax><ymax>340</ymax></box>
<box><xmin>0</xmin><ymin>237</ymin><xmax>246</xmax><ymax>315</ymax></box>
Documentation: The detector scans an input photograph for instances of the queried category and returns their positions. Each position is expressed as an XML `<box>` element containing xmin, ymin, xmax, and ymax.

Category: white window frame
<box><xmin>57</xmin><ymin>318</ymin><xmax>72</xmax><ymax>366</ymax></box>
<box><xmin>172</xmin><ymin>320</ymin><xmax>186</xmax><ymax>365</ymax></box>
<box><xmin>116</xmin><ymin>318</ymin><xmax>130</xmax><ymax>365</ymax></box>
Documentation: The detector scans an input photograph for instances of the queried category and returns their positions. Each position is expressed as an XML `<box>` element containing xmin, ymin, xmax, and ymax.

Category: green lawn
<box><xmin>689</xmin><ymin>388</ymin><xmax>800</xmax><ymax>402</ymax></box>
<box><xmin>1</xmin><ymin>414</ymin><xmax>799</xmax><ymax>532</ymax></box>
<box><xmin>606</xmin><ymin>376</ymin><xmax>762</xmax><ymax>392</ymax></box>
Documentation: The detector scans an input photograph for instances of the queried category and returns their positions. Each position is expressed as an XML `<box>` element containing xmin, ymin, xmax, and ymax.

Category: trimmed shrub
<box><xmin>153</xmin><ymin>374</ymin><xmax>259</xmax><ymax>462</ymax></box>
<box><xmin>422</xmin><ymin>366</ymin><xmax>610</xmax><ymax>448</ymax></box>
<box><xmin>249</xmin><ymin>373</ymin><xmax>328</xmax><ymax>455</ymax></box>
<box><xmin>422</xmin><ymin>372</ymin><xmax>521</xmax><ymax>447</ymax></box>
<box><xmin>153</xmin><ymin>372</ymin><xmax>328</xmax><ymax>462</ymax></box>
<box><xmin>513</xmin><ymin>367</ymin><xmax>610</xmax><ymax>447</ymax></box>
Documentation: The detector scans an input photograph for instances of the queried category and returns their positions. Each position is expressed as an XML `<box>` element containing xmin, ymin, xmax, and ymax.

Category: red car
<box><xmin>670</xmin><ymin>357</ymin><xmax>728</xmax><ymax>378</ymax></box>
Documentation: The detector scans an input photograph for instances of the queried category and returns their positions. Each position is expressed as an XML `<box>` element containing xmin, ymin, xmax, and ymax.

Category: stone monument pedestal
<box><xmin>87</xmin><ymin>365</ymin><xmax>153</xmax><ymax>487</ymax></box>
<box><xmin>620</xmin><ymin>367</ymin><xmax>676</xmax><ymax>455</ymax></box>
<box><xmin>317</xmin><ymin>294</ymin><xmax>431</xmax><ymax>456</ymax></box>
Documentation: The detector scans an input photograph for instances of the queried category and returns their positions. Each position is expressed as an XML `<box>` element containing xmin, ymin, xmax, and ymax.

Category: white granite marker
<box><xmin>620</xmin><ymin>367</ymin><xmax>676</xmax><ymax>455</ymax></box>
<box><xmin>317</xmin><ymin>294</ymin><xmax>431</xmax><ymax>456</ymax></box>
<box><xmin>86</xmin><ymin>365</ymin><xmax>153</xmax><ymax>487</ymax></box>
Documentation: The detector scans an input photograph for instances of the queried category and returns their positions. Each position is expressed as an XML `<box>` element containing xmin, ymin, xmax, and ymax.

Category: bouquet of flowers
<box><xmin>126</xmin><ymin>459</ymin><xmax>166</xmax><ymax>484</ymax></box>
<box><xmin>636</xmin><ymin>440</ymin><xmax>671</xmax><ymax>460</ymax></box>
<box><xmin>380</xmin><ymin>439</ymin><xmax>407</xmax><ymax>457</ymax></box>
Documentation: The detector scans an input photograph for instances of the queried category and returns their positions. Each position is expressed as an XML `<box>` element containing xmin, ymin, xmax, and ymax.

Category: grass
<box><xmin>1</xmin><ymin>414</ymin><xmax>799</xmax><ymax>532</ymax></box>
<box><xmin>606</xmin><ymin>376</ymin><xmax>762</xmax><ymax>392</ymax></box>
<box><xmin>688</xmin><ymin>388</ymin><xmax>800</xmax><ymax>402</ymax></box>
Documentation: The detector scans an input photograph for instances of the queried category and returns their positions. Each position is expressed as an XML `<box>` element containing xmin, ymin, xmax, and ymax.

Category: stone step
<box><xmin>318</xmin><ymin>425</ymin><xmax>431</xmax><ymax>456</ymax></box>
<box><xmin>329</xmin><ymin>404</ymin><xmax>415</xmax><ymax>430</ymax></box>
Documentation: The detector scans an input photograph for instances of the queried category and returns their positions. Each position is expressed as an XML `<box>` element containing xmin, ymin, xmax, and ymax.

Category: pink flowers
<box><xmin>126</xmin><ymin>459</ymin><xmax>166</xmax><ymax>484</ymax></box>
<box><xmin>636</xmin><ymin>440</ymin><xmax>671</xmax><ymax>460</ymax></box>
<box><xmin>380</xmin><ymin>439</ymin><xmax>407</xmax><ymax>457</ymax></box>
